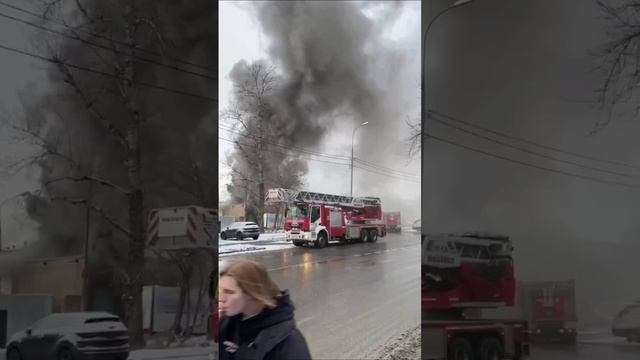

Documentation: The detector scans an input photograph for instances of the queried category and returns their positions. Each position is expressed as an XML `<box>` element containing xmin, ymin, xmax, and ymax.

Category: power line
<box><xmin>429</xmin><ymin>114</ymin><xmax>640</xmax><ymax>179</ymax></box>
<box><xmin>219</xmin><ymin>125</ymin><xmax>350</xmax><ymax>160</ymax></box>
<box><xmin>0</xmin><ymin>0</ymin><xmax>217</xmax><ymax>75</ymax></box>
<box><xmin>0</xmin><ymin>9</ymin><xmax>217</xmax><ymax>81</ymax></box>
<box><xmin>219</xmin><ymin>125</ymin><xmax>420</xmax><ymax>178</ymax></box>
<box><xmin>429</xmin><ymin>109</ymin><xmax>640</xmax><ymax>171</ymax></box>
<box><xmin>220</xmin><ymin>136</ymin><xmax>420</xmax><ymax>183</ymax></box>
<box><xmin>0</xmin><ymin>42</ymin><xmax>217</xmax><ymax>103</ymax></box>
<box><xmin>428</xmin><ymin>134</ymin><xmax>640</xmax><ymax>190</ymax></box>
<box><xmin>353</xmin><ymin>164</ymin><xmax>420</xmax><ymax>183</ymax></box>
<box><xmin>219</xmin><ymin>137</ymin><xmax>350</xmax><ymax>167</ymax></box>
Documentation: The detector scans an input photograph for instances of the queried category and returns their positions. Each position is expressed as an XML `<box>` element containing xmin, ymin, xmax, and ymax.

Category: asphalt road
<box><xmin>219</xmin><ymin>231</ymin><xmax>421</xmax><ymax>360</ymax></box>
<box><xmin>530</xmin><ymin>343</ymin><xmax>640</xmax><ymax>359</ymax></box>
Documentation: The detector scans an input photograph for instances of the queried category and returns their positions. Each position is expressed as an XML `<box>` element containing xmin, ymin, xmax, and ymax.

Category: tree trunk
<box><xmin>126</xmin><ymin>189</ymin><xmax>144</xmax><ymax>347</ymax></box>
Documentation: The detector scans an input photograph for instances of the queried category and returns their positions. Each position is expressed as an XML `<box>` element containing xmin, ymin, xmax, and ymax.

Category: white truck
<box><xmin>146</xmin><ymin>206</ymin><xmax>218</xmax><ymax>249</ymax></box>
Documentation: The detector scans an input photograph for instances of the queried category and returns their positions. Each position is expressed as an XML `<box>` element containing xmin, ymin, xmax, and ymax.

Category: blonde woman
<box><xmin>219</xmin><ymin>260</ymin><xmax>311</xmax><ymax>360</ymax></box>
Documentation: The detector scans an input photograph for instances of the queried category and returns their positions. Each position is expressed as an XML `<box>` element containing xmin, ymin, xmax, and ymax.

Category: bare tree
<box><xmin>222</xmin><ymin>61</ymin><xmax>306</xmax><ymax>226</ymax></box>
<box><xmin>594</xmin><ymin>0</ymin><xmax>640</xmax><ymax>131</ymax></box>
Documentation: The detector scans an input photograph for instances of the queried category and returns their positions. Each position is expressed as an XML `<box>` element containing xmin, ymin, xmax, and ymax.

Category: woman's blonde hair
<box><xmin>221</xmin><ymin>260</ymin><xmax>282</xmax><ymax>309</ymax></box>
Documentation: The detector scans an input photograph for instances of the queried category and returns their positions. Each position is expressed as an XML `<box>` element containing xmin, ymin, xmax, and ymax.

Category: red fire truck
<box><xmin>518</xmin><ymin>280</ymin><xmax>577</xmax><ymax>344</ymax></box>
<box><xmin>422</xmin><ymin>232</ymin><xmax>530</xmax><ymax>360</ymax></box>
<box><xmin>265</xmin><ymin>188</ymin><xmax>386</xmax><ymax>248</ymax></box>
<box><xmin>384</xmin><ymin>211</ymin><xmax>402</xmax><ymax>233</ymax></box>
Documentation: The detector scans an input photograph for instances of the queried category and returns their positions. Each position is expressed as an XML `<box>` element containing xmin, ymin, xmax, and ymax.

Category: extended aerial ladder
<box><xmin>265</xmin><ymin>188</ymin><xmax>381</xmax><ymax>207</ymax></box>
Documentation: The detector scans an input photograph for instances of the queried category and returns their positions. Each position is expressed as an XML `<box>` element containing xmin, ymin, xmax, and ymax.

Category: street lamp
<box><xmin>0</xmin><ymin>191</ymin><xmax>35</xmax><ymax>251</ymax></box>
<box><xmin>422</xmin><ymin>0</ymin><xmax>474</xmax><ymax>131</ymax></box>
<box><xmin>421</xmin><ymin>0</ymin><xmax>473</xmax><ymax>243</ymax></box>
<box><xmin>350</xmin><ymin>121</ymin><xmax>369</xmax><ymax>197</ymax></box>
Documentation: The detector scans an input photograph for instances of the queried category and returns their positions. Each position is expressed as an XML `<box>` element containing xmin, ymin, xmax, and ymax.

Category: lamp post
<box><xmin>422</xmin><ymin>0</ymin><xmax>473</xmax><ymax>243</ymax></box>
<box><xmin>350</xmin><ymin>121</ymin><xmax>369</xmax><ymax>197</ymax></box>
<box><xmin>422</xmin><ymin>0</ymin><xmax>474</xmax><ymax>134</ymax></box>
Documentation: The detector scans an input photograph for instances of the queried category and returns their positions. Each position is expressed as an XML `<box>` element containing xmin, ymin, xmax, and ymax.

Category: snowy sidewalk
<box><xmin>219</xmin><ymin>233</ymin><xmax>293</xmax><ymax>257</ymax></box>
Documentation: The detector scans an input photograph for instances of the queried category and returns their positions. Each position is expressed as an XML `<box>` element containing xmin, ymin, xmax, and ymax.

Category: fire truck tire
<box><xmin>293</xmin><ymin>241</ymin><xmax>304</xmax><ymax>247</ymax></box>
<box><xmin>477</xmin><ymin>336</ymin><xmax>503</xmax><ymax>360</ymax></box>
<box><xmin>361</xmin><ymin>231</ymin><xmax>370</xmax><ymax>243</ymax></box>
<box><xmin>316</xmin><ymin>232</ymin><xmax>328</xmax><ymax>248</ymax></box>
<box><xmin>370</xmin><ymin>229</ymin><xmax>378</xmax><ymax>242</ymax></box>
<box><xmin>448</xmin><ymin>337</ymin><xmax>474</xmax><ymax>360</ymax></box>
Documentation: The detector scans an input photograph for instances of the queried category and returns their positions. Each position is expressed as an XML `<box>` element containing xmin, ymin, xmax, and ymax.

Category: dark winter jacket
<box><xmin>219</xmin><ymin>290</ymin><xmax>312</xmax><ymax>360</ymax></box>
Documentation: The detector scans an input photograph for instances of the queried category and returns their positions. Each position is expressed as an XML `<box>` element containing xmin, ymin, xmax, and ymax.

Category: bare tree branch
<box><xmin>50</xmin><ymin>196</ymin><xmax>131</xmax><ymax>236</ymax></box>
<box><xmin>52</xmin><ymin>56</ymin><xmax>128</xmax><ymax>146</ymax></box>
<box><xmin>45</xmin><ymin>175</ymin><xmax>130</xmax><ymax>194</ymax></box>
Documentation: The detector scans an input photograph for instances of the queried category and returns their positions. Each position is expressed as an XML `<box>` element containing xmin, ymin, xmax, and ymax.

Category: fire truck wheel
<box><xmin>316</xmin><ymin>232</ymin><xmax>328</xmax><ymax>248</ymax></box>
<box><xmin>477</xmin><ymin>336</ymin><xmax>503</xmax><ymax>360</ymax></box>
<box><xmin>361</xmin><ymin>231</ymin><xmax>370</xmax><ymax>243</ymax></box>
<box><xmin>293</xmin><ymin>241</ymin><xmax>303</xmax><ymax>247</ymax></box>
<box><xmin>370</xmin><ymin>230</ymin><xmax>378</xmax><ymax>242</ymax></box>
<box><xmin>448</xmin><ymin>337</ymin><xmax>474</xmax><ymax>360</ymax></box>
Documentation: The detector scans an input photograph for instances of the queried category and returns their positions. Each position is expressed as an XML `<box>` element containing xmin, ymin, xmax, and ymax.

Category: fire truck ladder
<box><xmin>265</xmin><ymin>188</ymin><xmax>380</xmax><ymax>208</ymax></box>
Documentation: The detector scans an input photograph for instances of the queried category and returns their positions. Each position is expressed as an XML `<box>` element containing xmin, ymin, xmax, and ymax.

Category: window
<box><xmin>286</xmin><ymin>206</ymin><xmax>308</xmax><ymax>217</ymax></box>
<box><xmin>311</xmin><ymin>207</ymin><xmax>321</xmax><ymax>223</ymax></box>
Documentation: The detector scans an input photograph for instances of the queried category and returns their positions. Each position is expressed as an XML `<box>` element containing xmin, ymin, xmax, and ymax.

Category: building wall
<box><xmin>11</xmin><ymin>257</ymin><xmax>83</xmax><ymax>313</ymax></box>
<box><xmin>221</xmin><ymin>204</ymin><xmax>245</xmax><ymax>220</ymax></box>
<box><xmin>0</xmin><ymin>294</ymin><xmax>53</xmax><ymax>347</ymax></box>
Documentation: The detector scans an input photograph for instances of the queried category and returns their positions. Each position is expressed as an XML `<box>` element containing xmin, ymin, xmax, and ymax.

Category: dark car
<box><xmin>6</xmin><ymin>312</ymin><xmax>129</xmax><ymax>360</ymax></box>
<box><xmin>219</xmin><ymin>221</ymin><xmax>260</xmax><ymax>240</ymax></box>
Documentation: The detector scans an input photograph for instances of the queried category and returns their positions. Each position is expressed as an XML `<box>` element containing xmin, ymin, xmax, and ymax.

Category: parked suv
<box><xmin>220</xmin><ymin>222</ymin><xmax>260</xmax><ymax>240</ymax></box>
<box><xmin>6</xmin><ymin>312</ymin><xmax>129</xmax><ymax>360</ymax></box>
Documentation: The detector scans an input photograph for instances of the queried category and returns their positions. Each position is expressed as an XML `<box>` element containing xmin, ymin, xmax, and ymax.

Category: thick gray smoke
<box><xmin>18</xmin><ymin>0</ymin><xmax>217</xmax><ymax>264</ymax></box>
<box><xmin>423</xmin><ymin>0</ymin><xmax>640</xmax><ymax>326</ymax></box>
<box><xmin>226</xmin><ymin>1</ymin><xmax>419</xmax><ymax>217</ymax></box>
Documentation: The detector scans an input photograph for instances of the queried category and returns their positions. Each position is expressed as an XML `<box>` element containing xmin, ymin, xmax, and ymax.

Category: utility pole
<box><xmin>83</xmin><ymin>182</ymin><xmax>94</xmax><ymax>311</ymax></box>
<box><xmin>350</xmin><ymin>121</ymin><xmax>369</xmax><ymax>197</ymax></box>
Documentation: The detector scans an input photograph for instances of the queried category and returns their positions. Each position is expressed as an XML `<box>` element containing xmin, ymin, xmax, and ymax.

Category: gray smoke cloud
<box><xmin>423</xmin><ymin>0</ymin><xmax>640</xmax><ymax>326</ymax></box>
<box><xmin>15</xmin><ymin>0</ymin><xmax>218</xmax><ymax>264</ymax></box>
<box><xmin>225</xmin><ymin>1</ymin><xmax>420</xmax><ymax>220</ymax></box>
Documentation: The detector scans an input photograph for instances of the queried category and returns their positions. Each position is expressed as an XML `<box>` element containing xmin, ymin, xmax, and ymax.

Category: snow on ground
<box><xmin>219</xmin><ymin>243</ymin><xmax>294</xmax><ymax>257</ymax></box>
<box><xmin>130</xmin><ymin>346</ymin><xmax>213</xmax><ymax>360</ymax></box>
<box><xmin>366</xmin><ymin>326</ymin><xmax>421</xmax><ymax>360</ymax></box>
<box><xmin>219</xmin><ymin>233</ymin><xmax>293</xmax><ymax>257</ymax></box>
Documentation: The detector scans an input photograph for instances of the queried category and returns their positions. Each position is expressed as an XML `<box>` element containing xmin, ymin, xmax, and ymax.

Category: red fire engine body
<box><xmin>265</xmin><ymin>188</ymin><xmax>386</xmax><ymax>248</ymax></box>
<box><xmin>422</xmin><ymin>232</ymin><xmax>530</xmax><ymax>360</ymax></box>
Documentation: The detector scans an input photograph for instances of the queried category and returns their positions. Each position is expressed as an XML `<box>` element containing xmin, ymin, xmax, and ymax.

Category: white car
<box><xmin>612</xmin><ymin>303</ymin><xmax>640</xmax><ymax>343</ymax></box>
<box><xmin>6</xmin><ymin>312</ymin><xmax>129</xmax><ymax>360</ymax></box>
<box><xmin>412</xmin><ymin>219</ymin><xmax>421</xmax><ymax>232</ymax></box>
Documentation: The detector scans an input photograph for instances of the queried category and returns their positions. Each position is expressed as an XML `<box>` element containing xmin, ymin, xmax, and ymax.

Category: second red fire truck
<box><xmin>265</xmin><ymin>188</ymin><xmax>386</xmax><ymax>248</ymax></box>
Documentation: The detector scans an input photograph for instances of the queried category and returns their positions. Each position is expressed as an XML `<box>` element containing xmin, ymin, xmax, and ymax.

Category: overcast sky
<box><xmin>219</xmin><ymin>1</ymin><xmax>421</xmax><ymax>223</ymax></box>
